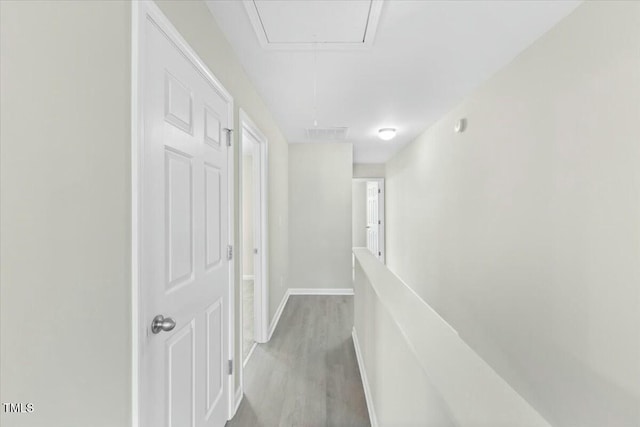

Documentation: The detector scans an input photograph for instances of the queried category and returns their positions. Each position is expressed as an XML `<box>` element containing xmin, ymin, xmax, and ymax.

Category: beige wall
<box><xmin>353</xmin><ymin>163</ymin><xmax>385</xmax><ymax>178</ymax></box>
<box><xmin>0</xmin><ymin>2</ymin><xmax>132</xmax><ymax>426</ymax></box>
<box><xmin>156</xmin><ymin>0</ymin><xmax>290</xmax><ymax>394</ymax></box>
<box><xmin>352</xmin><ymin>181</ymin><xmax>367</xmax><ymax>247</ymax></box>
<box><xmin>289</xmin><ymin>144</ymin><xmax>353</xmax><ymax>289</ymax></box>
<box><xmin>385</xmin><ymin>2</ymin><xmax>640</xmax><ymax>426</ymax></box>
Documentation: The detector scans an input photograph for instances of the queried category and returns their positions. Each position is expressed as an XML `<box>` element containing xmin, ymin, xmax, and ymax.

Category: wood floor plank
<box><xmin>227</xmin><ymin>295</ymin><xmax>370</xmax><ymax>427</ymax></box>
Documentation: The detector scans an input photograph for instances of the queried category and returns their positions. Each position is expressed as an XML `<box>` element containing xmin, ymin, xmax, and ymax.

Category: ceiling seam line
<box><xmin>252</xmin><ymin>0</ymin><xmax>271</xmax><ymax>44</ymax></box>
<box><xmin>362</xmin><ymin>0</ymin><xmax>374</xmax><ymax>43</ymax></box>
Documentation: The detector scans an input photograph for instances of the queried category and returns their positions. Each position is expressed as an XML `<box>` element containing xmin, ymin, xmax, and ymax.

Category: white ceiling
<box><xmin>207</xmin><ymin>0</ymin><xmax>581</xmax><ymax>163</ymax></box>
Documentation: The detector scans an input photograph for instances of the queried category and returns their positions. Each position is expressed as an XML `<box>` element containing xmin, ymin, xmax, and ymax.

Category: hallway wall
<box><xmin>156</xmin><ymin>0</ymin><xmax>290</xmax><ymax>395</ymax></box>
<box><xmin>353</xmin><ymin>163</ymin><xmax>385</xmax><ymax>179</ymax></box>
<box><xmin>289</xmin><ymin>143</ymin><xmax>353</xmax><ymax>290</ymax></box>
<box><xmin>385</xmin><ymin>2</ymin><xmax>640</xmax><ymax>426</ymax></box>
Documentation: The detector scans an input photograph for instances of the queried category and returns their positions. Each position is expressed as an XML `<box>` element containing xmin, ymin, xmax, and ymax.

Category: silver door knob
<box><xmin>151</xmin><ymin>315</ymin><xmax>176</xmax><ymax>334</ymax></box>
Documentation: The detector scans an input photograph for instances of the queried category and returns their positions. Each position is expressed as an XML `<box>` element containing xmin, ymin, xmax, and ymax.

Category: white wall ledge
<box><xmin>353</xmin><ymin>248</ymin><xmax>550</xmax><ymax>426</ymax></box>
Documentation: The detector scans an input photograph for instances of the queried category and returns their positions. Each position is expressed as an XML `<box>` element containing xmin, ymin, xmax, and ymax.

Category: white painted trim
<box><xmin>232</xmin><ymin>386</ymin><xmax>243</xmax><ymax>418</ymax></box>
<box><xmin>243</xmin><ymin>341</ymin><xmax>258</xmax><ymax>368</ymax></box>
<box><xmin>242</xmin><ymin>274</ymin><xmax>255</xmax><ymax>281</ymax></box>
<box><xmin>237</xmin><ymin>109</ymin><xmax>270</xmax><ymax>411</ymax></box>
<box><xmin>258</xmin><ymin>120</ymin><xmax>269</xmax><ymax>344</ymax></box>
<box><xmin>242</xmin><ymin>0</ymin><xmax>384</xmax><ymax>51</ymax></box>
<box><xmin>237</xmin><ymin>123</ymin><xmax>246</xmax><ymax>404</ymax></box>
<box><xmin>238</xmin><ymin>109</ymin><xmax>270</xmax><ymax>345</ymax></box>
<box><xmin>226</xmin><ymin>91</ymin><xmax>236</xmax><ymax>422</ymax></box>
<box><xmin>352</xmin><ymin>327</ymin><xmax>379</xmax><ymax>427</ymax></box>
<box><xmin>288</xmin><ymin>288</ymin><xmax>355</xmax><ymax>296</ymax></box>
<box><xmin>268</xmin><ymin>290</ymin><xmax>291</xmax><ymax>340</ymax></box>
<box><xmin>376</xmin><ymin>179</ymin><xmax>385</xmax><ymax>264</ymax></box>
<box><xmin>132</xmin><ymin>2</ymin><xmax>236</xmax><ymax>424</ymax></box>
<box><xmin>130</xmin><ymin>3</ymin><xmax>142</xmax><ymax>425</ymax></box>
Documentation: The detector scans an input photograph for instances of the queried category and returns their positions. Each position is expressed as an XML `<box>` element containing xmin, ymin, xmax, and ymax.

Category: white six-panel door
<box><xmin>140</xmin><ymin>13</ymin><xmax>231</xmax><ymax>427</ymax></box>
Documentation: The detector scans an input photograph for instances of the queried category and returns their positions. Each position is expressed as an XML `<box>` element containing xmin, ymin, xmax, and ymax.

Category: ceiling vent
<box><xmin>306</xmin><ymin>127</ymin><xmax>349</xmax><ymax>141</ymax></box>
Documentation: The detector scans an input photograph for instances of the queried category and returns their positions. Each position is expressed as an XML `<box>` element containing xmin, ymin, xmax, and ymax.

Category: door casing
<box><xmin>238</xmin><ymin>109</ymin><xmax>269</xmax><ymax>356</ymax></box>
<box><xmin>131</xmin><ymin>1</ymin><xmax>237</xmax><ymax>424</ymax></box>
<box><xmin>353</xmin><ymin>177</ymin><xmax>385</xmax><ymax>264</ymax></box>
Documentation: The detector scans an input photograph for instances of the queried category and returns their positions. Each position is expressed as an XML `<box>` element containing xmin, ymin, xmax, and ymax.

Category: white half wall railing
<box><xmin>352</xmin><ymin>248</ymin><xmax>551</xmax><ymax>427</ymax></box>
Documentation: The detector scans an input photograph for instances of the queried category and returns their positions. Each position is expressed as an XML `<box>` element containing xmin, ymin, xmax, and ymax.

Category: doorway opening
<box><xmin>352</xmin><ymin>178</ymin><xmax>385</xmax><ymax>264</ymax></box>
<box><xmin>239</xmin><ymin>110</ymin><xmax>269</xmax><ymax>372</ymax></box>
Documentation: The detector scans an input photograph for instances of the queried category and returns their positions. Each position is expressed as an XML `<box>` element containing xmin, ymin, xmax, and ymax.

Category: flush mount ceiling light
<box><xmin>378</xmin><ymin>128</ymin><xmax>396</xmax><ymax>141</ymax></box>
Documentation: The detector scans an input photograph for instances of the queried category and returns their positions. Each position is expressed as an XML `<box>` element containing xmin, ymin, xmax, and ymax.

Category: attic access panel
<box><xmin>244</xmin><ymin>0</ymin><xmax>383</xmax><ymax>50</ymax></box>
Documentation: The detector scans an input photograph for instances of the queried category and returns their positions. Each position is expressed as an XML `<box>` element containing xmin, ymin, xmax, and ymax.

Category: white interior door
<box><xmin>366</xmin><ymin>181</ymin><xmax>382</xmax><ymax>260</ymax></box>
<box><xmin>141</xmin><ymin>16</ymin><xmax>231</xmax><ymax>427</ymax></box>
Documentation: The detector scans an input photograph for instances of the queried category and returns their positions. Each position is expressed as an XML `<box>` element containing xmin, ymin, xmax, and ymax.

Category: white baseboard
<box><xmin>243</xmin><ymin>341</ymin><xmax>258</xmax><ymax>368</ymax></box>
<box><xmin>268</xmin><ymin>290</ymin><xmax>290</xmax><ymax>340</ymax></box>
<box><xmin>352</xmin><ymin>327</ymin><xmax>378</xmax><ymax>427</ymax></box>
<box><xmin>288</xmin><ymin>288</ymin><xmax>354</xmax><ymax>296</ymax></box>
<box><xmin>242</xmin><ymin>274</ymin><xmax>255</xmax><ymax>281</ymax></box>
<box><xmin>232</xmin><ymin>386</ymin><xmax>243</xmax><ymax>418</ymax></box>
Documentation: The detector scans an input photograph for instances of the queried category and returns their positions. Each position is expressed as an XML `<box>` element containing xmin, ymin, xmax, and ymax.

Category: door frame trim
<box><xmin>238</xmin><ymin>109</ymin><xmax>270</xmax><ymax>353</ymax></box>
<box><xmin>132</xmin><ymin>2</ymin><xmax>236</xmax><ymax>425</ymax></box>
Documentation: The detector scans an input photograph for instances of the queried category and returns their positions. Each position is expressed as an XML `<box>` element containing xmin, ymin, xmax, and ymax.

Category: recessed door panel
<box><xmin>166</xmin><ymin>321</ymin><xmax>195</xmax><ymax>427</ymax></box>
<box><xmin>165</xmin><ymin>148</ymin><xmax>194</xmax><ymax>291</ymax></box>
<box><xmin>165</xmin><ymin>72</ymin><xmax>193</xmax><ymax>134</ymax></box>
<box><xmin>204</xmin><ymin>107</ymin><xmax>221</xmax><ymax>149</ymax></box>
<box><xmin>206</xmin><ymin>300</ymin><xmax>224</xmax><ymax>418</ymax></box>
<box><xmin>204</xmin><ymin>164</ymin><xmax>222</xmax><ymax>270</ymax></box>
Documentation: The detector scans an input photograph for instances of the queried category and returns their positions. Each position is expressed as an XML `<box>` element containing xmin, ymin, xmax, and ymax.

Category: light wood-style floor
<box><xmin>227</xmin><ymin>295</ymin><xmax>370</xmax><ymax>427</ymax></box>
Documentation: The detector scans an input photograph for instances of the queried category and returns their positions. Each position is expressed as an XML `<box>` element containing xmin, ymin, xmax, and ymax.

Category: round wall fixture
<box><xmin>378</xmin><ymin>128</ymin><xmax>397</xmax><ymax>141</ymax></box>
<box><xmin>454</xmin><ymin>118</ymin><xmax>467</xmax><ymax>133</ymax></box>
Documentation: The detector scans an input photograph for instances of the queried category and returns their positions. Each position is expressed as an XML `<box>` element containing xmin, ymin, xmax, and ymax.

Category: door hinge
<box><xmin>378</xmin><ymin>251</ymin><xmax>382</xmax><ymax>257</ymax></box>
<box><xmin>378</xmin><ymin>220</ymin><xmax>381</xmax><ymax>225</ymax></box>
<box><xmin>224</xmin><ymin>128</ymin><xmax>233</xmax><ymax>147</ymax></box>
<box><xmin>228</xmin><ymin>359</ymin><xmax>233</xmax><ymax>375</ymax></box>
<box><xmin>227</xmin><ymin>245</ymin><xmax>233</xmax><ymax>261</ymax></box>
<box><xmin>378</xmin><ymin>188</ymin><xmax>381</xmax><ymax>194</ymax></box>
